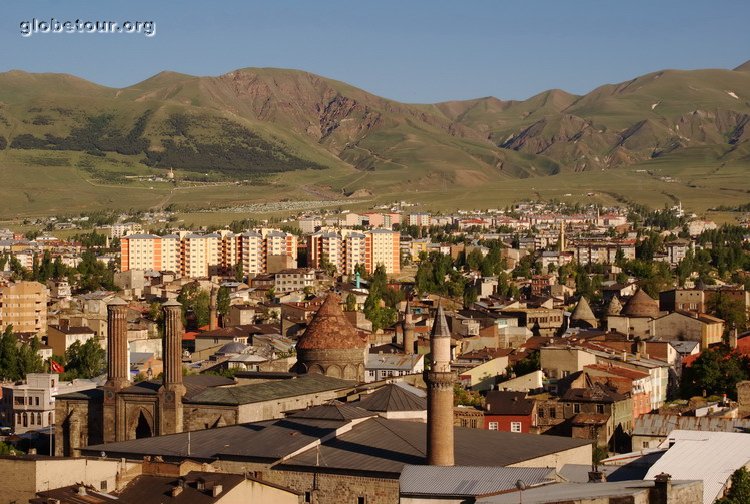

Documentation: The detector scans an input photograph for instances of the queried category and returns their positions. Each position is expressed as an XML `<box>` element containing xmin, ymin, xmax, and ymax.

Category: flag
<box><xmin>50</xmin><ymin>359</ymin><xmax>64</xmax><ymax>374</ymax></box>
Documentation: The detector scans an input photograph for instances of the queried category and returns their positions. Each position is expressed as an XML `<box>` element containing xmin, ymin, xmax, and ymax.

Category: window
<box><xmin>488</xmin><ymin>422</ymin><xmax>499</xmax><ymax>431</ymax></box>
<box><xmin>100</xmin><ymin>481</ymin><xmax>108</xmax><ymax>491</ymax></box>
<box><xmin>510</xmin><ymin>422</ymin><xmax>522</xmax><ymax>433</ymax></box>
<box><xmin>596</xmin><ymin>404</ymin><xmax>605</xmax><ymax>414</ymax></box>
<box><xmin>550</xmin><ymin>409</ymin><xmax>556</xmax><ymax>419</ymax></box>
<box><xmin>357</xmin><ymin>497</ymin><xmax>366</xmax><ymax>504</ymax></box>
<box><xmin>538</xmin><ymin>409</ymin><xmax>545</xmax><ymax>418</ymax></box>
<box><xmin>304</xmin><ymin>492</ymin><xmax>311</xmax><ymax>503</ymax></box>
<box><xmin>573</xmin><ymin>404</ymin><xmax>581</xmax><ymax>414</ymax></box>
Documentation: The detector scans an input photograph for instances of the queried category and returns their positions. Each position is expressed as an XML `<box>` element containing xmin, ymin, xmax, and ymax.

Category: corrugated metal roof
<box><xmin>477</xmin><ymin>480</ymin><xmax>699</xmax><ymax>504</ymax></box>
<box><xmin>644</xmin><ymin>430</ymin><xmax>750</xmax><ymax>504</ymax></box>
<box><xmin>399</xmin><ymin>465</ymin><xmax>556</xmax><ymax>497</ymax></box>
<box><xmin>633</xmin><ymin>414</ymin><xmax>750</xmax><ymax>437</ymax></box>
<box><xmin>357</xmin><ymin>383</ymin><xmax>427</xmax><ymax>412</ymax></box>
<box><xmin>185</xmin><ymin>374</ymin><xmax>355</xmax><ymax>405</ymax></box>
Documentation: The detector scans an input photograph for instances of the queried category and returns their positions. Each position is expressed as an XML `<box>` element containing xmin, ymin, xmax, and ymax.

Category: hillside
<box><xmin>0</xmin><ymin>63</ymin><xmax>748</xmax><ymax>217</ymax></box>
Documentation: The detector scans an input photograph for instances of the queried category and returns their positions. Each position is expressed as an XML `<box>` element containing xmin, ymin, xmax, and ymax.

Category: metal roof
<box><xmin>633</xmin><ymin>414</ymin><xmax>750</xmax><ymax>438</ymax></box>
<box><xmin>644</xmin><ymin>430</ymin><xmax>750</xmax><ymax>504</ymax></box>
<box><xmin>357</xmin><ymin>383</ymin><xmax>427</xmax><ymax>412</ymax></box>
<box><xmin>184</xmin><ymin>374</ymin><xmax>355</xmax><ymax>406</ymax></box>
<box><xmin>477</xmin><ymin>480</ymin><xmax>700</xmax><ymax>504</ymax></box>
<box><xmin>399</xmin><ymin>465</ymin><xmax>556</xmax><ymax>497</ymax></box>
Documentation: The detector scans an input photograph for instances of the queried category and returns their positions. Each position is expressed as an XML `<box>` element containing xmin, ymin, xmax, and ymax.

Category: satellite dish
<box><xmin>515</xmin><ymin>479</ymin><xmax>527</xmax><ymax>491</ymax></box>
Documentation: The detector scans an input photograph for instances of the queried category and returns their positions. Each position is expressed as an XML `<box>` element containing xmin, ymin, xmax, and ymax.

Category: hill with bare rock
<box><xmin>0</xmin><ymin>61</ymin><xmax>748</xmax><ymax>216</ymax></box>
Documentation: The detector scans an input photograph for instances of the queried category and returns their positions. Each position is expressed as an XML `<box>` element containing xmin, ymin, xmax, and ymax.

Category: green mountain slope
<box><xmin>0</xmin><ymin>62</ymin><xmax>748</xmax><ymax>217</ymax></box>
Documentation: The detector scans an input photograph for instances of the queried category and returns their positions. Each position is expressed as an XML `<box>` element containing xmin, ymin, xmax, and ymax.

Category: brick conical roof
<box><xmin>296</xmin><ymin>294</ymin><xmax>368</xmax><ymax>350</ymax></box>
<box><xmin>621</xmin><ymin>288</ymin><xmax>659</xmax><ymax>318</ymax></box>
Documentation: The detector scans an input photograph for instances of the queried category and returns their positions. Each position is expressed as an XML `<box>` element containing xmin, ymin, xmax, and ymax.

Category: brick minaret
<box><xmin>158</xmin><ymin>299</ymin><xmax>186</xmax><ymax>435</ymax></box>
<box><xmin>403</xmin><ymin>299</ymin><xmax>416</xmax><ymax>355</ymax></box>
<box><xmin>103</xmin><ymin>297</ymin><xmax>129</xmax><ymax>443</ymax></box>
<box><xmin>425</xmin><ymin>305</ymin><xmax>454</xmax><ymax>466</ymax></box>
<box><xmin>209</xmin><ymin>285</ymin><xmax>219</xmax><ymax>330</ymax></box>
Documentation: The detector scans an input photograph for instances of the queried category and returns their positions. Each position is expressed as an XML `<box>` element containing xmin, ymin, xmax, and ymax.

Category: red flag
<box><xmin>50</xmin><ymin>360</ymin><xmax>64</xmax><ymax>374</ymax></box>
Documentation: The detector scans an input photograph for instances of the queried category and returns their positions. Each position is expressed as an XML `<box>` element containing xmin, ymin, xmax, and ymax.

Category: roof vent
<box><xmin>77</xmin><ymin>486</ymin><xmax>87</xmax><ymax>496</ymax></box>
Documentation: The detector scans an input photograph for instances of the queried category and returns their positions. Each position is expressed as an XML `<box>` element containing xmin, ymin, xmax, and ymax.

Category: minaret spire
<box><xmin>425</xmin><ymin>305</ymin><xmax>454</xmax><ymax>466</ymax></box>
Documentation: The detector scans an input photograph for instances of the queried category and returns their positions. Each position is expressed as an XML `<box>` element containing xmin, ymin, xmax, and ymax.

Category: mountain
<box><xmin>0</xmin><ymin>63</ymin><xmax>748</xmax><ymax>203</ymax></box>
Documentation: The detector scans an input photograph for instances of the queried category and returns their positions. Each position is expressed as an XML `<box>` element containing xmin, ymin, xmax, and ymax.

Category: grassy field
<box><xmin>0</xmin><ymin>144</ymin><xmax>748</xmax><ymax>226</ymax></box>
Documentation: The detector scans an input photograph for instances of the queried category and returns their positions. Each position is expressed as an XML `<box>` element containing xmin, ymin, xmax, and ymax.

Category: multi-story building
<box><xmin>366</xmin><ymin>229</ymin><xmax>400</xmax><ymax>275</ymax></box>
<box><xmin>308</xmin><ymin>232</ymin><xmax>344</xmax><ymax>274</ymax></box>
<box><xmin>274</xmin><ymin>268</ymin><xmax>316</xmax><ymax>294</ymax></box>
<box><xmin>0</xmin><ymin>373</ymin><xmax>97</xmax><ymax>435</ymax></box>
<box><xmin>121</xmin><ymin>229</ymin><xmax>297</xmax><ymax>279</ymax></box>
<box><xmin>0</xmin><ymin>281</ymin><xmax>48</xmax><ymax>335</ymax></box>
<box><xmin>110</xmin><ymin>222</ymin><xmax>143</xmax><ymax>238</ymax></box>
<box><xmin>343</xmin><ymin>232</ymin><xmax>367</xmax><ymax>275</ymax></box>
<box><xmin>571</xmin><ymin>239</ymin><xmax>636</xmax><ymax>265</ymax></box>
<box><xmin>408</xmin><ymin>213</ymin><xmax>431</xmax><ymax>227</ymax></box>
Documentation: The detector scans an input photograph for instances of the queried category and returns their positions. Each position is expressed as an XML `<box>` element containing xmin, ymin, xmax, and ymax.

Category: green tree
<box><xmin>17</xmin><ymin>336</ymin><xmax>44</xmax><ymax>377</ymax></box>
<box><xmin>0</xmin><ymin>326</ymin><xmax>20</xmax><ymax>380</ymax></box>
<box><xmin>63</xmin><ymin>338</ymin><xmax>106</xmax><ymax>379</ymax></box>
<box><xmin>217</xmin><ymin>286</ymin><xmax>231</xmax><ymax>323</ymax></box>
<box><xmin>345</xmin><ymin>293</ymin><xmax>357</xmax><ymax>312</ymax></box>
<box><xmin>707</xmin><ymin>293</ymin><xmax>748</xmax><ymax>332</ymax></box>
<box><xmin>680</xmin><ymin>347</ymin><xmax>749</xmax><ymax>400</ymax></box>
<box><xmin>177</xmin><ymin>283</ymin><xmax>211</xmax><ymax>329</ymax></box>
<box><xmin>512</xmin><ymin>350</ymin><xmax>541</xmax><ymax>376</ymax></box>
<box><xmin>234</xmin><ymin>262</ymin><xmax>244</xmax><ymax>283</ymax></box>
<box><xmin>716</xmin><ymin>467</ymin><xmax>750</xmax><ymax>504</ymax></box>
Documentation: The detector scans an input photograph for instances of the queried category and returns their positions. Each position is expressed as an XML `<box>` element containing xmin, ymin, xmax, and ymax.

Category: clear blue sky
<box><xmin>1</xmin><ymin>0</ymin><xmax>748</xmax><ymax>103</ymax></box>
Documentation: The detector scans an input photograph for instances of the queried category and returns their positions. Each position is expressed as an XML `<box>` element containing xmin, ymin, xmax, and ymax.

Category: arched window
<box><xmin>37</xmin><ymin>413</ymin><xmax>42</xmax><ymax>425</ymax></box>
<box><xmin>22</xmin><ymin>413</ymin><xmax>28</xmax><ymax>427</ymax></box>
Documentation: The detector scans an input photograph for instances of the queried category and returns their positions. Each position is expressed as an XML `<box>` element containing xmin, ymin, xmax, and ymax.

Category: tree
<box><xmin>716</xmin><ymin>467</ymin><xmax>750</xmax><ymax>504</ymax></box>
<box><xmin>345</xmin><ymin>293</ymin><xmax>357</xmax><ymax>312</ymax></box>
<box><xmin>217</xmin><ymin>286</ymin><xmax>231</xmax><ymax>323</ymax></box>
<box><xmin>0</xmin><ymin>326</ymin><xmax>20</xmax><ymax>380</ymax></box>
<box><xmin>707</xmin><ymin>293</ymin><xmax>748</xmax><ymax>332</ymax></box>
<box><xmin>234</xmin><ymin>262</ymin><xmax>244</xmax><ymax>283</ymax></box>
<box><xmin>177</xmin><ymin>283</ymin><xmax>211</xmax><ymax>329</ymax></box>
<box><xmin>680</xmin><ymin>347</ymin><xmax>749</xmax><ymax>400</ymax></box>
<box><xmin>512</xmin><ymin>350</ymin><xmax>541</xmax><ymax>377</ymax></box>
<box><xmin>63</xmin><ymin>339</ymin><xmax>106</xmax><ymax>379</ymax></box>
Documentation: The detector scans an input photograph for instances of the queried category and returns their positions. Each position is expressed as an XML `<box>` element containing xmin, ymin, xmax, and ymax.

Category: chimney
<box><xmin>652</xmin><ymin>472</ymin><xmax>672</xmax><ymax>504</ymax></box>
<box><xmin>425</xmin><ymin>305</ymin><xmax>455</xmax><ymax>466</ymax></box>
<box><xmin>77</xmin><ymin>486</ymin><xmax>87</xmax><ymax>496</ymax></box>
<box><xmin>209</xmin><ymin>285</ymin><xmax>219</xmax><ymax>330</ymax></box>
<box><xmin>171</xmin><ymin>486</ymin><xmax>183</xmax><ymax>497</ymax></box>
<box><xmin>212</xmin><ymin>484</ymin><xmax>223</xmax><ymax>497</ymax></box>
<box><xmin>730</xmin><ymin>327</ymin><xmax>739</xmax><ymax>350</ymax></box>
<box><xmin>588</xmin><ymin>470</ymin><xmax>606</xmax><ymax>483</ymax></box>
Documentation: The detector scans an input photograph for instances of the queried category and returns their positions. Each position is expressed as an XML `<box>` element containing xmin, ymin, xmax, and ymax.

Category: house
<box><xmin>540</xmin><ymin>346</ymin><xmax>597</xmax><ymax>380</ymax></box>
<box><xmin>456</xmin><ymin>356</ymin><xmax>510</xmax><ymax>392</ymax></box>
<box><xmin>365</xmin><ymin>353</ymin><xmax>424</xmax><ymax>382</ymax></box>
<box><xmin>484</xmin><ymin>391</ymin><xmax>537</xmax><ymax>433</ymax></box>
<box><xmin>46</xmin><ymin>324</ymin><xmax>97</xmax><ymax>356</ymax></box>
<box><xmin>31</xmin><ymin>470</ymin><xmax>301</xmax><ymax>504</ymax></box>
<box><xmin>561</xmin><ymin>381</ymin><xmax>633</xmax><ymax>450</ymax></box>
<box><xmin>653</xmin><ymin>311</ymin><xmax>724</xmax><ymax>349</ymax></box>
<box><xmin>583</xmin><ymin>364</ymin><xmax>651</xmax><ymax>422</ymax></box>
<box><xmin>356</xmin><ymin>382</ymin><xmax>427</xmax><ymax>421</ymax></box>
<box><xmin>607</xmin><ymin>288</ymin><xmax>661</xmax><ymax>337</ymax></box>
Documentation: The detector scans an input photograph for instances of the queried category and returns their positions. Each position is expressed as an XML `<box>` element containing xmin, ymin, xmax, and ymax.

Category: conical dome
<box><xmin>571</xmin><ymin>297</ymin><xmax>596</xmax><ymax>322</ymax></box>
<box><xmin>621</xmin><ymin>288</ymin><xmax>659</xmax><ymax>318</ymax></box>
<box><xmin>296</xmin><ymin>294</ymin><xmax>367</xmax><ymax>350</ymax></box>
<box><xmin>570</xmin><ymin>296</ymin><xmax>597</xmax><ymax>328</ymax></box>
<box><xmin>606</xmin><ymin>296</ymin><xmax>623</xmax><ymax>316</ymax></box>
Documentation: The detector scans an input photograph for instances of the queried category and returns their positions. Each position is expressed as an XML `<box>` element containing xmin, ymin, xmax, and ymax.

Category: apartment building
<box><xmin>120</xmin><ymin>229</ymin><xmax>297</xmax><ymax>279</ymax></box>
<box><xmin>366</xmin><ymin>229</ymin><xmax>401</xmax><ymax>275</ymax></box>
<box><xmin>0</xmin><ymin>281</ymin><xmax>48</xmax><ymax>335</ymax></box>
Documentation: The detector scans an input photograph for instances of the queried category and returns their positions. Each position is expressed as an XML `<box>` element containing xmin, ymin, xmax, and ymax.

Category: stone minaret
<box><xmin>209</xmin><ymin>286</ymin><xmax>219</xmax><ymax>330</ymax></box>
<box><xmin>159</xmin><ymin>299</ymin><xmax>186</xmax><ymax>435</ymax></box>
<box><xmin>103</xmin><ymin>297</ymin><xmax>129</xmax><ymax>443</ymax></box>
<box><xmin>425</xmin><ymin>306</ymin><xmax>454</xmax><ymax>466</ymax></box>
<box><xmin>559</xmin><ymin>221</ymin><xmax>566</xmax><ymax>252</ymax></box>
<box><xmin>403</xmin><ymin>299</ymin><xmax>416</xmax><ymax>355</ymax></box>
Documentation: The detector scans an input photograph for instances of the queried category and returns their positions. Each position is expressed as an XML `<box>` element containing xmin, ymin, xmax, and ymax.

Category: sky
<box><xmin>1</xmin><ymin>0</ymin><xmax>748</xmax><ymax>103</ymax></box>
